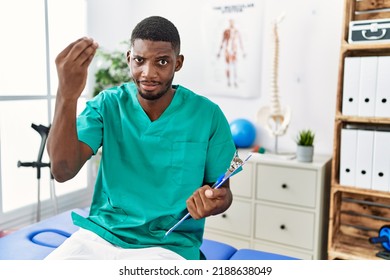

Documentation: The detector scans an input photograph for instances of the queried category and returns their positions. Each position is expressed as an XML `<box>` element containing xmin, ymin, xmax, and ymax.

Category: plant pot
<box><xmin>296</xmin><ymin>145</ymin><xmax>314</xmax><ymax>162</ymax></box>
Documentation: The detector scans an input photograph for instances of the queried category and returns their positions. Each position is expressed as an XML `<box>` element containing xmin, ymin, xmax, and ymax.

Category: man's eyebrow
<box><xmin>155</xmin><ymin>55</ymin><xmax>171</xmax><ymax>60</ymax></box>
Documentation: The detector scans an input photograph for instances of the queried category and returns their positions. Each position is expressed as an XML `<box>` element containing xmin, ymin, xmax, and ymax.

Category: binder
<box><xmin>375</xmin><ymin>56</ymin><xmax>390</xmax><ymax>117</ymax></box>
<box><xmin>342</xmin><ymin>57</ymin><xmax>360</xmax><ymax>116</ymax></box>
<box><xmin>371</xmin><ymin>130</ymin><xmax>390</xmax><ymax>192</ymax></box>
<box><xmin>355</xmin><ymin>129</ymin><xmax>374</xmax><ymax>189</ymax></box>
<box><xmin>358</xmin><ymin>56</ymin><xmax>378</xmax><ymax>117</ymax></box>
<box><xmin>339</xmin><ymin>128</ymin><xmax>358</xmax><ymax>187</ymax></box>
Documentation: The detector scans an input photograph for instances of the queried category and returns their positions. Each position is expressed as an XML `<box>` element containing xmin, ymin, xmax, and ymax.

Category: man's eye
<box><xmin>159</xmin><ymin>59</ymin><xmax>168</xmax><ymax>66</ymax></box>
<box><xmin>134</xmin><ymin>57</ymin><xmax>143</xmax><ymax>63</ymax></box>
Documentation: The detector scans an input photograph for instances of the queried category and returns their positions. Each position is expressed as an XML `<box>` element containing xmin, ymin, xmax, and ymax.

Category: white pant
<box><xmin>44</xmin><ymin>228</ymin><xmax>185</xmax><ymax>260</ymax></box>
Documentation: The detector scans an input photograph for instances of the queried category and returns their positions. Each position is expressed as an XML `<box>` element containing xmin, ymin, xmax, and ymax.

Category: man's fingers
<box><xmin>205</xmin><ymin>189</ymin><xmax>213</xmax><ymax>198</ymax></box>
<box><xmin>187</xmin><ymin>197</ymin><xmax>201</xmax><ymax>220</ymax></box>
<box><xmin>55</xmin><ymin>37</ymin><xmax>84</xmax><ymax>62</ymax></box>
<box><xmin>65</xmin><ymin>37</ymin><xmax>98</xmax><ymax>66</ymax></box>
<box><xmin>187</xmin><ymin>186</ymin><xmax>219</xmax><ymax>219</ymax></box>
<box><xmin>186</xmin><ymin>189</ymin><xmax>206</xmax><ymax>220</ymax></box>
<box><xmin>192</xmin><ymin>190</ymin><xmax>206</xmax><ymax>212</ymax></box>
<box><xmin>208</xmin><ymin>187</ymin><xmax>227</xmax><ymax>199</ymax></box>
<box><xmin>79</xmin><ymin>41</ymin><xmax>99</xmax><ymax>66</ymax></box>
<box><xmin>81</xmin><ymin>46</ymin><xmax>98</xmax><ymax>67</ymax></box>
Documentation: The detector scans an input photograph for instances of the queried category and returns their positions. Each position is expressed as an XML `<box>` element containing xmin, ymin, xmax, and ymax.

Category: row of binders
<box><xmin>342</xmin><ymin>56</ymin><xmax>389</xmax><ymax>117</ymax></box>
<box><xmin>339</xmin><ymin>127</ymin><xmax>390</xmax><ymax>191</ymax></box>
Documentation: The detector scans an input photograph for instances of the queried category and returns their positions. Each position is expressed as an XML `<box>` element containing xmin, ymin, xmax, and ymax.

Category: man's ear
<box><xmin>175</xmin><ymin>54</ymin><xmax>184</xmax><ymax>72</ymax></box>
<box><xmin>126</xmin><ymin>50</ymin><xmax>131</xmax><ymax>64</ymax></box>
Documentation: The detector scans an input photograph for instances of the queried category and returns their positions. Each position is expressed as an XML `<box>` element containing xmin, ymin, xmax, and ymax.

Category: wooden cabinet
<box><xmin>204</xmin><ymin>153</ymin><xmax>331</xmax><ymax>260</ymax></box>
<box><xmin>327</xmin><ymin>0</ymin><xmax>390</xmax><ymax>260</ymax></box>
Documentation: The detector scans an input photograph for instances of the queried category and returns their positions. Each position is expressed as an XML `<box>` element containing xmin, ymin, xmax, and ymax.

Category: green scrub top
<box><xmin>73</xmin><ymin>82</ymin><xmax>236</xmax><ymax>259</ymax></box>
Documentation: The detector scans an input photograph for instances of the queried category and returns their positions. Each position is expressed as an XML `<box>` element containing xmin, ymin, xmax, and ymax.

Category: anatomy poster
<box><xmin>202</xmin><ymin>0</ymin><xmax>263</xmax><ymax>98</ymax></box>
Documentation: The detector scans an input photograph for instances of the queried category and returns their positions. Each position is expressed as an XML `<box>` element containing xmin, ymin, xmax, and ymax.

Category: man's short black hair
<box><xmin>130</xmin><ymin>16</ymin><xmax>181</xmax><ymax>54</ymax></box>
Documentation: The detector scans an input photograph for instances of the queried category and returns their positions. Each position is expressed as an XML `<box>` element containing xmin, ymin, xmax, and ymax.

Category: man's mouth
<box><xmin>139</xmin><ymin>81</ymin><xmax>160</xmax><ymax>92</ymax></box>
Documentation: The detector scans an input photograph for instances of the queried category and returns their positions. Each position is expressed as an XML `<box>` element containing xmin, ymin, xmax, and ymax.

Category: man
<box><xmin>46</xmin><ymin>16</ymin><xmax>236</xmax><ymax>260</ymax></box>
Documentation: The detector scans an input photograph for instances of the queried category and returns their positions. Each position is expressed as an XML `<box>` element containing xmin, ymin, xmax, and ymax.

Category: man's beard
<box><xmin>137</xmin><ymin>77</ymin><xmax>174</xmax><ymax>101</ymax></box>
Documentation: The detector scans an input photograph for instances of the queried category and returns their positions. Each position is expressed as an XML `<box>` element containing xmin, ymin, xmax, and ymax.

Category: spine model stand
<box><xmin>257</xmin><ymin>13</ymin><xmax>291</xmax><ymax>154</ymax></box>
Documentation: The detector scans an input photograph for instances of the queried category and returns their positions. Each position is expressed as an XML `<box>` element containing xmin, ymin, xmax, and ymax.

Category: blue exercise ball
<box><xmin>229</xmin><ymin>119</ymin><xmax>256</xmax><ymax>148</ymax></box>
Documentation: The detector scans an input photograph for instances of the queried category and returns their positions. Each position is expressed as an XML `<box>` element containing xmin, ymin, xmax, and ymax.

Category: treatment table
<box><xmin>0</xmin><ymin>208</ymin><xmax>296</xmax><ymax>260</ymax></box>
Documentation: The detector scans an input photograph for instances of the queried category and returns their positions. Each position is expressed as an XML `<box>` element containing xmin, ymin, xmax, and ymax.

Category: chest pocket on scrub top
<box><xmin>171</xmin><ymin>141</ymin><xmax>207</xmax><ymax>187</ymax></box>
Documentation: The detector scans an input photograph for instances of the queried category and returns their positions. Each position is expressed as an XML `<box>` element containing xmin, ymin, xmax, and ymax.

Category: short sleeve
<box><xmin>203</xmin><ymin>105</ymin><xmax>236</xmax><ymax>183</ymax></box>
<box><xmin>76</xmin><ymin>95</ymin><xmax>104</xmax><ymax>154</ymax></box>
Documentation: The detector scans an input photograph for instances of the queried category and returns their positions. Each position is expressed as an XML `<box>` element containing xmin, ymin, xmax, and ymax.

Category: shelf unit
<box><xmin>327</xmin><ymin>0</ymin><xmax>390</xmax><ymax>260</ymax></box>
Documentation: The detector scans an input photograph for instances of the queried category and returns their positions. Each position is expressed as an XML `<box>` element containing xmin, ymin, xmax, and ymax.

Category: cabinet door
<box><xmin>255</xmin><ymin>204</ymin><xmax>315</xmax><ymax>250</ymax></box>
<box><xmin>230</xmin><ymin>162</ymin><xmax>253</xmax><ymax>198</ymax></box>
<box><xmin>256</xmin><ymin>164</ymin><xmax>317</xmax><ymax>208</ymax></box>
<box><xmin>206</xmin><ymin>200</ymin><xmax>251</xmax><ymax>237</ymax></box>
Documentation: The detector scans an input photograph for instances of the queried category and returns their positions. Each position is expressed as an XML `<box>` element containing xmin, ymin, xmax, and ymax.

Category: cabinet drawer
<box><xmin>255</xmin><ymin>204</ymin><xmax>315</xmax><ymax>250</ymax></box>
<box><xmin>230</xmin><ymin>161</ymin><xmax>253</xmax><ymax>198</ymax></box>
<box><xmin>205</xmin><ymin>200</ymin><xmax>251</xmax><ymax>237</ymax></box>
<box><xmin>256</xmin><ymin>164</ymin><xmax>317</xmax><ymax>207</ymax></box>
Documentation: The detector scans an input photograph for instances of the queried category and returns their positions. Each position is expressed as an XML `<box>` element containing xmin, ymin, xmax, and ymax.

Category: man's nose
<box><xmin>142</xmin><ymin>62</ymin><xmax>157</xmax><ymax>78</ymax></box>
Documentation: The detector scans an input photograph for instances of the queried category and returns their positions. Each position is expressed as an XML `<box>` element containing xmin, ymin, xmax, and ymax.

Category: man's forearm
<box><xmin>47</xmin><ymin>96</ymin><xmax>84</xmax><ymax>182</ymax></box>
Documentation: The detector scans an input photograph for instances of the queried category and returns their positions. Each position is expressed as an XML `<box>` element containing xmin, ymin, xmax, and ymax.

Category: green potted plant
<box><xmin>93</xmin><ymin>43</ymin><xmax>132</xmax><ymax>97</ymax></box>
<box><xmin>295</xmin><ymin>129</ymin><xmax>315</xmax><ymax>162</ymax></box>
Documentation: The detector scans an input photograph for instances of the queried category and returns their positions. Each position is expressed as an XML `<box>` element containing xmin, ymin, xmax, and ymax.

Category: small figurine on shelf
<box><xmin>251</xmin><ymin>145</ymin><xmax>266</xmax><ymax>154</ymax></box>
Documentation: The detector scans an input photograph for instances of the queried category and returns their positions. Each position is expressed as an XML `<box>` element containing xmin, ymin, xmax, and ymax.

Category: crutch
<box><xmin>17</xmin><ymin>123</ymin><xmax>57</xmax><ymax>222</ymax></box>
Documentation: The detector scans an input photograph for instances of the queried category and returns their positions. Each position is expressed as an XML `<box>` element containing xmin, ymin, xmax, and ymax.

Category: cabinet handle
<box><xmin>281</xmin><ymin>184</ymin><xmax>288</xmax><ymax>189</ymax></box>
<box><xmin>222</xmin><ymin>214</ymin><xmax>227</xmax><ymax>218</ymax></box>
<box><xmin>280</xmin><ymin>224</ymin><xmax>286</xmax><ymax>230</ymax></box>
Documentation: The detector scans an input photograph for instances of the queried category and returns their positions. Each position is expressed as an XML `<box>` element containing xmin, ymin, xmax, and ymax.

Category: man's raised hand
<box><xmin>55</xmin><ymin>37</ymin><xmax>99</xmax><ymax>101</ymax></box>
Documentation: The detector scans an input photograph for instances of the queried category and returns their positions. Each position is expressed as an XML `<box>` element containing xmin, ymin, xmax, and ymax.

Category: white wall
<box><xmin>86</xmin><ymin>0</ymin><xmax>344</xmax><ymax>155</ymax></box>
